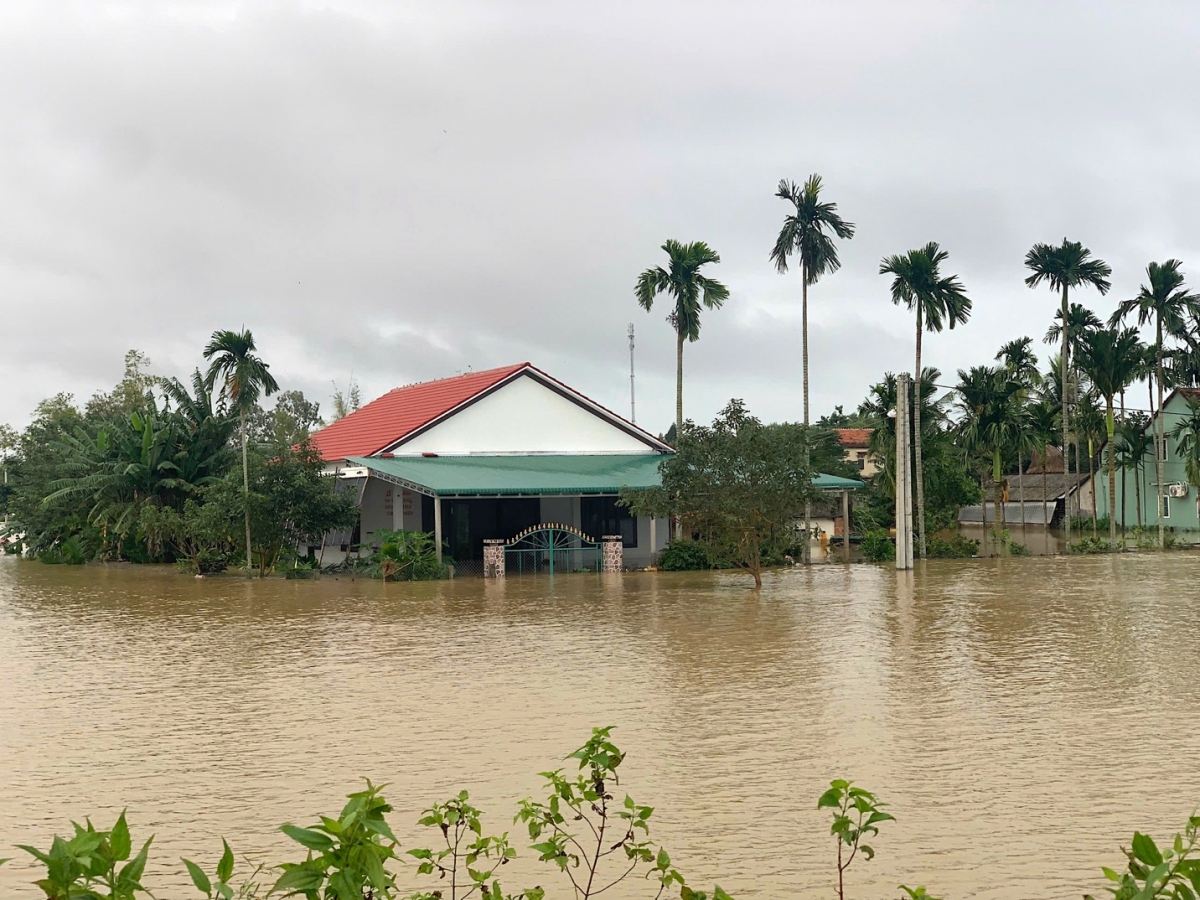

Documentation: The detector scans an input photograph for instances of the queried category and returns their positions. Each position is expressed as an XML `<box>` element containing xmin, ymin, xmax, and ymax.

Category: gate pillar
<box><xmin>601</xmin><ymin>536</ymin><xmax>623</xmax><ymax>573</ymax></box>
<box><xmin>483</xmin><ymin>539</ymin><xmax>506</xmax><ymax>578</ymax></box>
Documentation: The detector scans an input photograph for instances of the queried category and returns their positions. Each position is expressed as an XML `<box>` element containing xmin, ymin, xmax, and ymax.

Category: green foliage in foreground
<box><xmin>656</xmin><ymin>539</ymin><xmax>712</xmax><ymax>571</ymax></box>
<box><xmin>3</xmin><ymin>730</ymin><xmax>1197</xmax><ymax>900</ymax></box>
<box><xmin>926</xmin><ymin>534</ymin><xmax>980</xmax><ymax>559</ymax></box>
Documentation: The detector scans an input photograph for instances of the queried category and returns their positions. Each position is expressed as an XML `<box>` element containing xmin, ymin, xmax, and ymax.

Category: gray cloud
<box><xmin>2</xmin><ymin>1</ymin><xmax>1199</xmax><ymax>433</ymax></box>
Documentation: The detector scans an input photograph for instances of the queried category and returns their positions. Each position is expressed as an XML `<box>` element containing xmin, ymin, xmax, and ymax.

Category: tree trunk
<box><xmin>914</xmin><ymin>307</ymin><xmax>926</xmax><ymax>559</ymax></box>
<box><xmin>1042</xmin><ymin>459</ymin><xmax>1049</xmax><ymax>533</ymax></box>
<box><xmin>240</xmin><ymin>407</ymin><xmax>253</xmax><ymax>576</ymax></box>
<box><xmin>1135</xmin><ymin>457</ymin><xmax>1143</xmax><ymax>530</ymax></box>
<box><xmin>1061</xmin><ymin>284</ymin><xmax>1071</xmax><ymax>548</ymax></box>
<box><xmin>981</xmin><ymin>474</ymin><xmax>989</xmax><ymax>554</ymax></box>
<box><xmin>1088</xmin><ymin>438</ymin><xmax>1096</xmax><ymax>536</ymax></box>
<box><xmin>1017</xmin><ymin>447</ymin><xmax>1025</xmax><ymax>537</ymax></box>
<box><xmin>802</xmin><ymin>261</ymin><xmax>812</xmax><ymax>564</ymax></box>
<box><xmin>675</xmin><ymin>330</ymin><xmax>684</xmax><ymax>541</ymax></box>
<box><xmin>1156</xmin><ymin>320</ymin><xmax>1166</xmax><ymax>550</ymax></box>
<box><xmin>1106</xmin><ymin>400</ymin><xmax>1117</xmax><ymax>546</ymax></box>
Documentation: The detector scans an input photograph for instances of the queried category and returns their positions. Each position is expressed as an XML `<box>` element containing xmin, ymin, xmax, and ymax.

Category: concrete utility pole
<box><xmin>628</xmin><ymin>323</ymin><xmax>636</xmax><ymax>424</ymax></box>
<box><xmin>895</xmin><ymin>373</ymin><xmax>914</xmax><ymax>570</ymax></box>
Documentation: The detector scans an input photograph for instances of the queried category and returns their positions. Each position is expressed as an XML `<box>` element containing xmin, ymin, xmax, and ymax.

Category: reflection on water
<box><xmin>2</xmin><ymin>555</ymin><xmax>1200</xmax><ymax>899</ymax></box>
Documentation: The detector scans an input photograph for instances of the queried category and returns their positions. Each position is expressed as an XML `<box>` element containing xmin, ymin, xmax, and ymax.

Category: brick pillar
<box><xmin>483</xmin><ymin>539</ymin><xmax>506</xmax><ymax>578</ymax></box>
<box><xmin>601</xmin><ymin>536</ymin><xmax>623</xmax><ymax>573</ymax></box>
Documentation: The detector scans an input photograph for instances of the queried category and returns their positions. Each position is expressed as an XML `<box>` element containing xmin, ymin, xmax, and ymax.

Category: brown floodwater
<box><xmin>2</xmin><ymin>554</ymin><xmax>1199</xmax><ymax>900</ymax></box>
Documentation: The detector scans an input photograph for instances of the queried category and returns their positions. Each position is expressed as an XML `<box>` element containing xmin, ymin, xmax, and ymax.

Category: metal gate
<box><xmin>505</xmin><ymin>524</ymin><xmax>601</xmax><ymax>575</ymax></box>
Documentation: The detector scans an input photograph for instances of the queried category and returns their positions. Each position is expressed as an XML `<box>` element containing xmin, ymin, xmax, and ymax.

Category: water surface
<box><xmin>2</xmin><ymin>555</ymin><xmax>1199</xmax><ymax>899</ymax></box>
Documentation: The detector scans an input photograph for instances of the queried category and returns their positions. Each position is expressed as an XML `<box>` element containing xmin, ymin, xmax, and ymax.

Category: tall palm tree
<box><xmin>1109</xmin><ymin>259</ymin><xmax>1200</xmax><ymax>549</ymax></box>
<box><xmin>881</xmin><ymin>242</ymin><xmax>971</xmax><ymax>559</ymax></box>
<box><xmin>1115</xmin><ymin>415</ymin><xmax>1152</xmax><ymax>531</ymax></box>
<box><xmin>204</xmin><ymin>328</ymin><xmax>279</xmax><ymax>574</ymax></box>
<box><xmin>635</xmin><ymin>240</ymin><xmax>730</xmax><ymax>438</ymax></box>
<box><xmin>770</xmin><ymin>175</ymin><xmax>855</xmax><ymax>429</ymax></box>
<box><xmin>1024</xmin><ymin>239</ymin><xmax>1112</xmax><ymax>549</ymax></box>
<box><xmin>770</xmin><ymin>176</ymin><xmax>854</xmax><ymax>564</ymax></box>
<box><xmin>1075</xmin><ymin>327</ymin><xmax>1144</xmax><ymax>544</ymax></box>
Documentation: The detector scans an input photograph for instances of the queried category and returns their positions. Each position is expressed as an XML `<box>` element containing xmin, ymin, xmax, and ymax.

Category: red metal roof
<box><xmin>835</xmin><ymin>428</ymin><xmax>874</xmax><ymax>448</ymax></box>
<box><xmin>309</xmin><ymin>363</ymin><xmax>528</xmax><ymax>461</ymax></box>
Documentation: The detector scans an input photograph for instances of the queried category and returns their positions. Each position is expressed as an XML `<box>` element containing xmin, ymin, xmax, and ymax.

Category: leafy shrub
<box><xmin>657</xmin><ymin>539</ymin><xmax>711</xmax><ymax>571</ymax></box>
<box><xmin>284</xmin><ymin>559</ymin><xmax>317</xmax><ymax>580</ymax></box>
<box><xmin>1007</xmin><ymin>541</ymin><xmax>1031</xmax><ymax>556</ymax></box>
<box><xmin>1070</xmin><ymin>536</ymin><xmax>1112</xmax><ymax>554</ymax></box>
<box><xmin>926</xmin><ymin>534</ymin><xmax>979</xmax><ymax>558</ymax></box>
<box><xmin>373</xmin><ymin>529</ymin><xmax>449</xmax><ymax>581</ymax></box>
<box><xmin>40</xmin><ymin>535</ymin><xmax>89</xmax><ymax>565</ymax></box>
<box><xmin>860</xmin><ymin>529</ymin><xmax>895</xmax><ymax>563</ymax></box>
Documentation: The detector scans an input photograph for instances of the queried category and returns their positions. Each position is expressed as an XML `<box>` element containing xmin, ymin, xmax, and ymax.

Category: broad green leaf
<box><xmin>183</xmin><ymin>858</ymin><xmax>212</xmax><ymax>894</ymax></box>
<box><xmin>817</xmin><ymin>788</ymin><xmax>842</xmax><ymax>809</ymax></box>
<box><xmin>118</xmin><ymin>836</ymin><xmax>153</xmax><ymax>888</ymax></box>
<box><xmin>111</xmin><ymin>811</ymin><xmax>131</xmax><ymax>861</ymax></box>
<box><xmin>273</xmin><ymin>865</ymin><xmax>325</xmax><ymax>894</ymax></box>
<box><xmin>1132</xmin><ymin>832</ymin><xmax>1163</xmax><ymax>867</ymax></box>
<box><xmin>280</xmin><ymin>825</ymin><xmax>335</xmax><ymax>853</ymax></box>
<box><xmin>216</xmin><ymin>839</ymin><xmax>234</xmax><ymax>884</ymax></box>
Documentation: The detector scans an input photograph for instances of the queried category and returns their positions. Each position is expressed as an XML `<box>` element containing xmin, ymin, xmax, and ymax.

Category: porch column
<box><xmin>649</xmin><ymin>517</ymin><xmax>657</xmax><ymax>564</ymax></box>
<box><xmin>434</xmin><ymin>497</ymin><xmax>443</xmax><ymax>563</ymax></box>
<box><xmin>842</xmin><ymin>490</ymin><xmax>852</xmax><ymax>563</ymax></box>
<box><xmin>483</xmin><ymin>539</ymin><xmax>505</xmax><ymax>578</ymax></box>
<box><xmin>601</xmin><ymin>536</ymin><xmax>623</xmax><ymax>572</ymax></box>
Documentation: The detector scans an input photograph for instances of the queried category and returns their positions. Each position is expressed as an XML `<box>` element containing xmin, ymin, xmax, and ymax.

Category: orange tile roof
<box><xmin>835</xmin><ymin>428</ymin><xmax>873</xmax><ymax>448</ymax></box>
<box><xmin>309</xmin><ymin>363</ymin><xmax>528</xmax><ymax>461</ymax></box>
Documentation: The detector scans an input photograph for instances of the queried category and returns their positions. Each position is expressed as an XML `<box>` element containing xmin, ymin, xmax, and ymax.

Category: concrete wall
<box><xmin>358</xmin><ymin>477</ymin><xmax>394</xmax><ymax>546</ymax></box>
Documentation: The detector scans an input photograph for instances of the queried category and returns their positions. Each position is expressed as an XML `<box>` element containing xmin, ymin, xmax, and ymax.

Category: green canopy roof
<box><xmin>812</xmin><ymin>473</ymin><xmax>867</xmax><ymax>490</ymax></box>
<box><xmin>346</xmin><ymin>454</ymin><xmax>864</xmax><ymax>497</ymax></box>
<box><xmin>346</xmin><ymin>454</ymin><xmax>668</xmax><ymax>496</ymax></box>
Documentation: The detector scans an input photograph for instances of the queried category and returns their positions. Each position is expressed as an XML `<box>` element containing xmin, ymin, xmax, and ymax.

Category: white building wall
<box><xmin>400</xmin><ymin>489</ymin><xmax>424</xmax><ymax>531</ymax></box>
<box><xmin>625</xmin><ymin>516</ymin><xmax>668</xmax><ymax>569</ymax></box>
<box><xmin>359</xmin><ymin>478</ymin><xmax>394</xmax><ymax>546</ymax></box>
<box><xmin>395</xmin><ymin>374</ymin><xmax>654</xmax><ymax>455</ymax></box>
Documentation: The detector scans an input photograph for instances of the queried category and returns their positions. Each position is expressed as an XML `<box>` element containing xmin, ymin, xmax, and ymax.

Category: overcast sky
<box><xmin>2</xmin><ymin>1</ymin><xmax>1199</xmax><ymax>432</ymax></box>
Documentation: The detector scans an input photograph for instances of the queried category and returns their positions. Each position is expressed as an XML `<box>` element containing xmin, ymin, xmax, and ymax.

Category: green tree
<box><xmin>1027</xmin><ymin>398</ymin><xmax>1060</xmax><ymax>526</ymax></box>
<box><xmin>249</xmin><ymin>390</ymin><xmax>324</xmax><ymax>447</ymax></box>
<box><xmin>955</xmin><ymin>366</ymin><xmax>1025</xmax><ymax>541</ymax></box>
<box><xmin>1110</xmin><ymin>259</ymin><xmax>1200</xmax><ymax>549</ymax></box>
<box><xmin>203</xmin><ymin>329</ymin><xmax>280</xmax><ymax>574</ymax></box>
<box><xmin>1170</xmin><ymin>394</ymin><xmax>1200</xmax><ymax>496</ymax></box>
<box><xmin>620</xmin><ymin>400</ymin><xmax>812</xmax><ymax>588</ymax></box>
<box><xmin>1115</xmin><ymin>414</ymin><xmax>1152</xmax><ymax>531</ymax></box>
<box><xmin>771</xmin><ymin>176</ymin><xmax>855</xmax><ymax>565</ymax></box>
<box><xmin>635</xmin><ymin>240</ymin><xmax>730</xmax><ymax>440</ymax></box>
<box><xmin>1025</xmin><ymin>239</ymin><xmax>1112</xmax><ymax>549</ymax></box>
<box><xmin>1076</xmin><ymin>327</ymin><xmax>1144</xmax><ymax>544</ymax></box>
<box><xmin>996</xmin><ymin>336</ymin><xmax>1042</xmax><ymax>388</ymax></box>
<box><xmin>880</xmin><ymin>242</ymin><xmax>972</xmax><ymax>559</ymax></box>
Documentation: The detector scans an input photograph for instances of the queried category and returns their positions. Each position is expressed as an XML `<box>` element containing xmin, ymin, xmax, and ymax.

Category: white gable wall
<box><xmin>394</xmin><ymin>374</ymin><xmax>655</xmax><ymax>455</ymax></box>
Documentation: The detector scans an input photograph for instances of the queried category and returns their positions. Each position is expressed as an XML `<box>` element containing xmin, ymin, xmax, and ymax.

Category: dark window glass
<box><xmin>581</xmin><ymin>495</ymin><xmax>637</xmax><ymax>547</ymax></box>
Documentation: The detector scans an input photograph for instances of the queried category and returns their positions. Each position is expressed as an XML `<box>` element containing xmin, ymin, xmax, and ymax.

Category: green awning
<box><xmin>813</xmin><ymin>473</ymin><xmax>867</xmax><ymax>490</ymax></box>
<box><xmin>346</xmin><ymin>454</ymin><xmax>668</xmax><ymax>496</ymax></box>
<box><xmin>347</xmin><ymin>454</ymin><xmax>864</xmax><ymax>496</ymax></box>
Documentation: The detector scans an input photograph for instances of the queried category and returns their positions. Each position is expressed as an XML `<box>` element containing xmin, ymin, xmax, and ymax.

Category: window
<box><xmin>856</xmin><ymin>451</ymin><xmax>867</xmax><ymax>471</ymax></box>
<box><xmin>1161</xmin><ymin>495</ymin><xmax>1171</xmax><ymax>519</ymax></box>
<box><xmin>581</xmin><ymin>496</ymin><xmax>637</xmax><ymax>547</ymax></box>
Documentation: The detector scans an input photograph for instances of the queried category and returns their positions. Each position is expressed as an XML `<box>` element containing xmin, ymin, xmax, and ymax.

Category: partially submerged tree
<box><xmin>621</xmin><ymin>400</ymin><xmax>813</xmax><ymax>588</ymax></box>
<box><xmin>204</xmin><ymin>328</ymin><xmax>280</xmax><ymax>574</ymax></box>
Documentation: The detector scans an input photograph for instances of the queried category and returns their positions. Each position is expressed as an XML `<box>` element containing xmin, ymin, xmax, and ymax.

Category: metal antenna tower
<box><xmin>628</xmin><ymin>323</ymin><xmax>636</xmax><ymax>424</ymax></box>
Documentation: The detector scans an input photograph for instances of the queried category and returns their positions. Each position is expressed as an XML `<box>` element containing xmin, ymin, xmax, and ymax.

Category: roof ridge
<box><xmin>385</xmin><ymin>362</ymin><xmax>529</xmax><ymax>394</ymax></box>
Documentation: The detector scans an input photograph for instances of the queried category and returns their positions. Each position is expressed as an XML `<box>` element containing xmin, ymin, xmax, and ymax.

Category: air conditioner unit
<box><xmin>1168</xmin><ymin>483</ymin><xmax>1189</xmax><ymax>498</ymax></box>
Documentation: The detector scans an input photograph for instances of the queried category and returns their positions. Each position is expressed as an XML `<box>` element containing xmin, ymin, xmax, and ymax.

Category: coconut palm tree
<box><xmin>1025</xmin><ymin>239</ymin><xmax>1112</xmax><ymax>548</ymax></box>
<box><xmin>1109</xmin><ymin>259</ymin><xmax>1200</xmax><ymax>549</ymax></box>
<box><xmin>770</xmin><ymin>176</ymin><xmax>854</xmax><ymax>563</ymax></box>
<box><xmin>881</xmin><ymin>242</ymin><xmax>971</xmax><ymax>559</ymax></box>
<box><xmin>1075</xmin><ymin>327</ymin><xmax>1144</xmax><ymax>545</ymax></box>
<box><xmin>636</xmin><ymin>240</ymin><xmax>730</xmax><ymax>439</ymax></box>
<box><xmin>204</xmin><ymin>328</ymin><xmax>280</xmax><ymax>574</ymax></box>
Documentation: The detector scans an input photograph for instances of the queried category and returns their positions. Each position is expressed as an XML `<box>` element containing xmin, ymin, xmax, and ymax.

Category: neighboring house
<box><xmin>308</xmin><ymin>362</ymin><xmax>675</xmax><ymax>570</ymax></box>
<box><xmin>836</xmin><ymin>428</ymin><xmax>877</xmax><ymax>476</ymax></box>
<box><xmin>958</xmin><ymin>474</ymin><xmax>1088</xmax><ymax>526</ymax></box>
<box><xmin>1096</xmin><ymin>387</ymin><xmax>1200</xmax><ymax>532</ymax></box>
